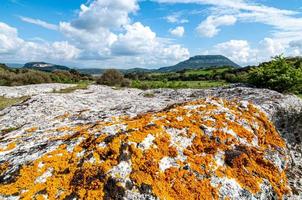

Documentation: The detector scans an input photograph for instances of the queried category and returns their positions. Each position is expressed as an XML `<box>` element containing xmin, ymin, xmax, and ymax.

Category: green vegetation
<box><xmin>0</xmin><ymin>63</ymin><xmax>92</xmax><ymax>86</ymax></box>
<box><xmin>0</xmin><ymin>96</ymin><xmax>30</xmax><ymax>110</ymax></box>
<box><xmin>53</xmin><ymin>82</ymin><xmax>90</xmax><ymax>93</ymax></box>
<box><xmin>184</xmin><ymin>66</ymin><xmax>232</xmax><ymax>76</ymax></box>
<box><xmin>143</xmin><ymin>92</ymin><xmax>156</xmax><ymax>98</ymax></box>
<box><xmin>0</xmin><ymin>127</ymin><xmax>20</xmax><ymax>134</ymax></box>
<box><xmin>1</xmin><ymin>56</ymin><xmax>301</xmax><ymax>97</ymax></box>
<box><xmin>247</xmin><ymin>56</ymin><xmax>302</xmax><ymax>93</ymax></box>
<box><xmin>124</xmin><ymin>56</ymin><xmax>302</xmax><ymax>95</ymax></box>
<box><xmin>96</xmin><ymin>69</ymin><xmax>131</xmax><ymax>87</ymax></box>
<box><xmin>131</xmin><ymin>80</ymin><xmax>227</xmax><ymax>90</ymax></box>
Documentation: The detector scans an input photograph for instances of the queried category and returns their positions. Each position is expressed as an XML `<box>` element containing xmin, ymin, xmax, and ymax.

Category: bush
<box><xmin>247</xmin><ymin>56</ymin><xmax>302</xmax><ymax>93</ymax></box>
<box><xmin>0</xmin><ymin>64</ymin><xmax>91</xmax><ymax>86</ymax></box>
<box><xmin>96</xmin><ymin>69</ymin><xmax>129</xmax><ymax>87</ymax></box>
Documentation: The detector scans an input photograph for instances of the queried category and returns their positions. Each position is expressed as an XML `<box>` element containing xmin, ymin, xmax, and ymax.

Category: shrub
<box><xmin>0</xmin><ymin>64</ymin><xmax>91</xmax><ymax>86</ymax></box>
<box><xmin>96</xmin><ymin>69</ymin><xmax>127</xmax><ymax>87</ymax></box>
<box><xmin>247</xmin><ymin>56</ymin><xmax>302</xmax><ymax>93</ymax></box>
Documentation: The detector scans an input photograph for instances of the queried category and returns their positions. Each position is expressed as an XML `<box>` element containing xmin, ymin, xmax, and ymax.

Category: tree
<box><xmin>247</xmin><ymin>56</ymin><xmax>302</xmax><ymax>93</ymax></box>
<box><xmin>96</xmin><ymin>69</ymin><xmax>129</xmax><ymax>87</ymax></box>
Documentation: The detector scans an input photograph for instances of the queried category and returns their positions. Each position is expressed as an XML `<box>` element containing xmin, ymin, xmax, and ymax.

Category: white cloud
<box><xmin>58</xmin><ymin>0</ymin><xmax>189</xmax><ymax>66</ymax></box>
<box><xmin>207</xmin><ymin>38</ymin><xmax>297</xmax><ymax>65</ymax></box>
<box><xmin>155</xmin><ymin>0</ymin><xmax>302</xmax><ymax>39</ymax></box>
<box><xmin>196</xmin><ymin>15</ymin><xmax>236</xmax><ymax>37</ymax></box>
<box><xmin>154</xmin><ymin>0</ymin><xmax>302</xmax><ymax>64</ymax></box>
<box><xmin>0</xmin><ymin>22</ymin><xmax>23</xmax><ymax>54</ymax></box>
<box><xmin>19</xmin><ymin>16</ymin><xmax>58</xmax><ymax>30</ymax></box>
<box><xmin>165</xmin><ymin>13</ymin><xmax>189</xmax><ymax>24</ymax></box>
<box><xmin>16</xmin><ymin>0</ymin><xmax>190</xmax><ymax>68</ymax></box>
<box><xmin>59</xmin><ymin>22</ymin><xmax>117</xmax><ymax>59</ymax></box>
<box><xmin>0</xmin><ymin>22</ymin><xmax>80</xmax><ymax>62</ymax></box>
<box><xmin>71</xmin><ymin>0</ymin><xmax>139</xmax><ymax>31</ymax></box>
<box><xmin>169</xmin><ymin>26</ymin><xmax>185</xmax><ymax>37</ymax></box>
<box><xmin>112</xmin><ymin>22</ymin><xmax>157</xmax><ymax>55</ymax></box>
<box><xmin>210</xmin><ymin>40</ymin><xmax>251</xmax><ymax>63</ymax></box>
<box><xmin>111</xmin><ymin>22</ymin><xmax>189</xmax><ymax>65</ymax></box>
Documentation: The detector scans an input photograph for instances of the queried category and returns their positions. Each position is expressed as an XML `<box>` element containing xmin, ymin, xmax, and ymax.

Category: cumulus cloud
<box><xmin>207</xmin><ymin>38</ymin><xmax>297</xmax><ymax>65</ymax></box>
<box><xmin>0</xmin><ymin>22</ymin><xmax>80</xmax><ymax>62</ymax></box>
<box><xmin>0</xmin><ymin>22</ymin><xmax>23</xmax><ymax>54</ymax></box>
<box><xmin>16</xmin><ymin>0</ymin><xmax>190</xmax><ymax>68</ymax></box>
<box><xmin>71</xmin><ymin>0</ymin><xmax>139</xmax><ymax>31</ymax></box>
<box><xmin>169</xmin><ymin>26</ymin><xmax>185</xmax><ymax>37</ymax></box>
<box><xmin>58</xmin><ymin>0</ymin><xmax>189</xmax><ymax>66</ymax></box>
<box><xmin>196</xmin><ymin>15</ymin><xmax>236</xmax><ymax>37</ymax></box>
<box><xmin>210</xmin><ymin>40</ymin><xmax>251</xmax><ymax>63</ymax></box>
<box><xmin>112</xmin><ymin>22</ymin><xmax>157</xmax><ymax>55</ymax></box>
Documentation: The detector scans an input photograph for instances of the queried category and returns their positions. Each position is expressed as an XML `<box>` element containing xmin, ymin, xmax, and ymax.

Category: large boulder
<box><xmin>0</xmin><ymin>85</ymin><xmax>301</xmax><ymax>199</ymax></box>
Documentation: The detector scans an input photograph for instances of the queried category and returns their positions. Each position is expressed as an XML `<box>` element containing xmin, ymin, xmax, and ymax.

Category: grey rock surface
<box><xmin>0</xmin><ymin>84</ymin><xmax>301</xmax><ymax>199</ymax></box>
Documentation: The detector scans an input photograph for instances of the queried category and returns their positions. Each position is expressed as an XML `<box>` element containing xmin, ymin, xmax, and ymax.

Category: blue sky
<box><xmin>1</xmin><ymin>0</ymin><xmax>302</xmax><ymax>68</ymax></box>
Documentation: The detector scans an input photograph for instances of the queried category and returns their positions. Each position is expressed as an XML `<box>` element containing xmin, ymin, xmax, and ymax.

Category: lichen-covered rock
<box><xmin>0</xmin><ymin>97</ymin><xmax>291</xmax><ymax>199</ymax></box>
<box><xmin>0</xmin><ymin>84</ymin><xmax>301</xmax><ymax>199</ymax></box>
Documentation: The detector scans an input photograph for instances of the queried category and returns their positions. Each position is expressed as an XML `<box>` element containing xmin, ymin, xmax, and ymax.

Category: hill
<box><xmin>5</xmin><ymin>63</ymin><xmax>24</xmax><ymax>68</ymax></box>
<box><xmin>0</xmin><ymin>63</ymin><xmax>92</xmax><ymax>86</ymax></box>
<box><xmin>23</xmin><ymin>62</ymin><xmax>71</xmax><ymax>72</ymax></box>
<box><xmin>77</xmin><ymin>68</ymin><xmax>105</xmax><ymax>75</ymax></box>
<box><xmin>158</xmin><ymin>55</ymin><xmax>240</xmax><ymax>72</ymax></box>
<box><xmin>78</xmin><ymin>68</ymin><xmax>155</xmax><ymax>75</ymax></box>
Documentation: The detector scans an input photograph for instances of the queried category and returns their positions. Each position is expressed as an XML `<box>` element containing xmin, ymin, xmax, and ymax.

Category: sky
<box><xmin>0</xmin><ymin>0</ymin><xmax>302</xmax><ymax>69</ymax></box>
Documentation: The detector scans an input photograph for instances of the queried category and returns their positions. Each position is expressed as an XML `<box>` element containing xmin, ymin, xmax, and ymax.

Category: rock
<box><xmin>0</xmin><ymin>83</ymin><xmax>76</xmax><ymax>98</ymax></box>
<box><xmin>0</xmin><ymin>84</ymin><xmax>301</xmax><ymax>199</ymax></box>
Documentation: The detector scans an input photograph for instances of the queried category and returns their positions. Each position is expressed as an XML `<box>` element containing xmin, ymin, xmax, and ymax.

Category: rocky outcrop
<box><xmin>0</xmin><ymin>84</ymin><xmax>301</xmax><ymax>199</ymax></box>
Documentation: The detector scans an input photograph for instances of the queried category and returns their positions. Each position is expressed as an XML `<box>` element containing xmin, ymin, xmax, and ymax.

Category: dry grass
<box><xmin>53</xmin><ymin>83</ymin><xmax>89</xmax><ymax>94</ymax></box>
<box><xmin>0</xmin><ymin>96</ymin><xmax>30</xmax><ymax>110</ymax></box>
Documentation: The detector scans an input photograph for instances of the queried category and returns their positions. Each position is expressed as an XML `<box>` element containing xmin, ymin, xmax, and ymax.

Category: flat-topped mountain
<box><xmin>158</xmin><ymin>55</ymin><xmax>240</xmax><ymax>72</ymax></box>
<box><xmin>23</xmin><ymin>62</ymin><xmax>71</xmax><ymax>72</ymax></box>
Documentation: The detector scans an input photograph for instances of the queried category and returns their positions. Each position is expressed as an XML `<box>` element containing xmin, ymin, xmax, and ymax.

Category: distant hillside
<box><xmin>5</xmin><ymin>63</ymin><xmax>24</xmax><ymax>68</ymax></box>
<box><xmin>77</xmin><ymin>68</ymin><xmax>105</xmax><ymax>75</ymax></box>
<box><xmin>23</xmin><ymin>62</ymin><xmax>71</xmax><ymax>72</ymax></box>
<box><xmin>124</xmin><ymin>68</ymin><xmax>155</xmax><ymax>74</ymax></box>
<box><xmin>78</xmin><ymin>68</ymin><xmax>154</xmax><ymax>75</ymax></box>
<box><xmin>158</xmin><ymin>55</ymin><xmax>240</xmax><ymax>72</ymax></box>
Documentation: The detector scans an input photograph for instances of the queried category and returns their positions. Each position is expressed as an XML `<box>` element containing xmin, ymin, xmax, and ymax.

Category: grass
<box><xmin>53</xmin><ymin>82</ymin><xmax>90</xmax><ymax>94</ymax></box>
<box><xmin>131</xmin><ymin>80</ymin><xmax>228</xmax><ymax>90</ymax></box>
<box><xmin>297</xmin><ymin>94</ymin><xmax>302</xmax><ymax>99</ymax></box>
<box><xmin>184</xmin><ymin>67</ymin><xmax>233</xmax><ymax>76</ymax></box>
<box><xmin>143</xmin><ymin>92</ymin><xmax>155</xmax><ymax>98</ymax></box>
<box><xmin>0</xmin><ymin>96</ymin><xmax>30</xmax><ymax>110</ymax></box>
<box><xmin>0</xmin><ymin>127</ymin><xmax>20</xmax><ymax>134</ymax></box>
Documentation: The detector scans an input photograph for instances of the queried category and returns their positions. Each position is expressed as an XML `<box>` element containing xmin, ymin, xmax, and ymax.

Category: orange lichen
<box><xmin>25</xmin><ymin>127</ymin><xmax>38</xmax><ymax>133</ymax></box>
<box><xmin>0</xmin><ymin>142</ymin><xmax>16</xmax><ymax>152</ymax></box>
<box><xmin>0</xmin><ymin>98</ymin><xmax>289</xmax><ymax>200</ymax></box>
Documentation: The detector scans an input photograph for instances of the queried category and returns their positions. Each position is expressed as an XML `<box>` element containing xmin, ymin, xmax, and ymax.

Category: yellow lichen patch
<box><xmin>0</xmin><ymin>162</ymin><xmax>9</xmax><ymax>177</ymax></box>
<box><xmin>54</xmin><ymin>112</ymin><xmax>71</xmax><ymax>120</ymax></box>
<box><xmin>25</xmin><ymin>127</ymin><xmax>38</xmax><ymax>133</ymax></box>
<box><xmin>0</xmin><ymin>142</ymin><xmax>16</xmax><ymax>152</ymax></box>
<box><xmin>0</xmin><ymin>98</ymin><xmax>290</xmax><ymax>200</ymax></box>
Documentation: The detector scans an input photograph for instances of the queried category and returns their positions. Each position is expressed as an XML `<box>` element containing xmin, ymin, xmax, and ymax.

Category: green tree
<box><xmin>96</xmin><ymin>69</ymin><xmax>129</xmax><ymax>87</ymax></box>
<box><xmin>248</xmin><ymin>56</ymin><xmax>302</xmax><ymax>93</ymax></box>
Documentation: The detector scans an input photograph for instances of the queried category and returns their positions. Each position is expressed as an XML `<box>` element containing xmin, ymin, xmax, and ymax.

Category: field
<box><xmin>183</xmin><ymin>66</ymin><xmax>233</xmax><ymax>76</ymax></box>
<box><xmin>131</xmin><ymin>80</ymin><xmax>228</xmax><ymax>89</ymax></box>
